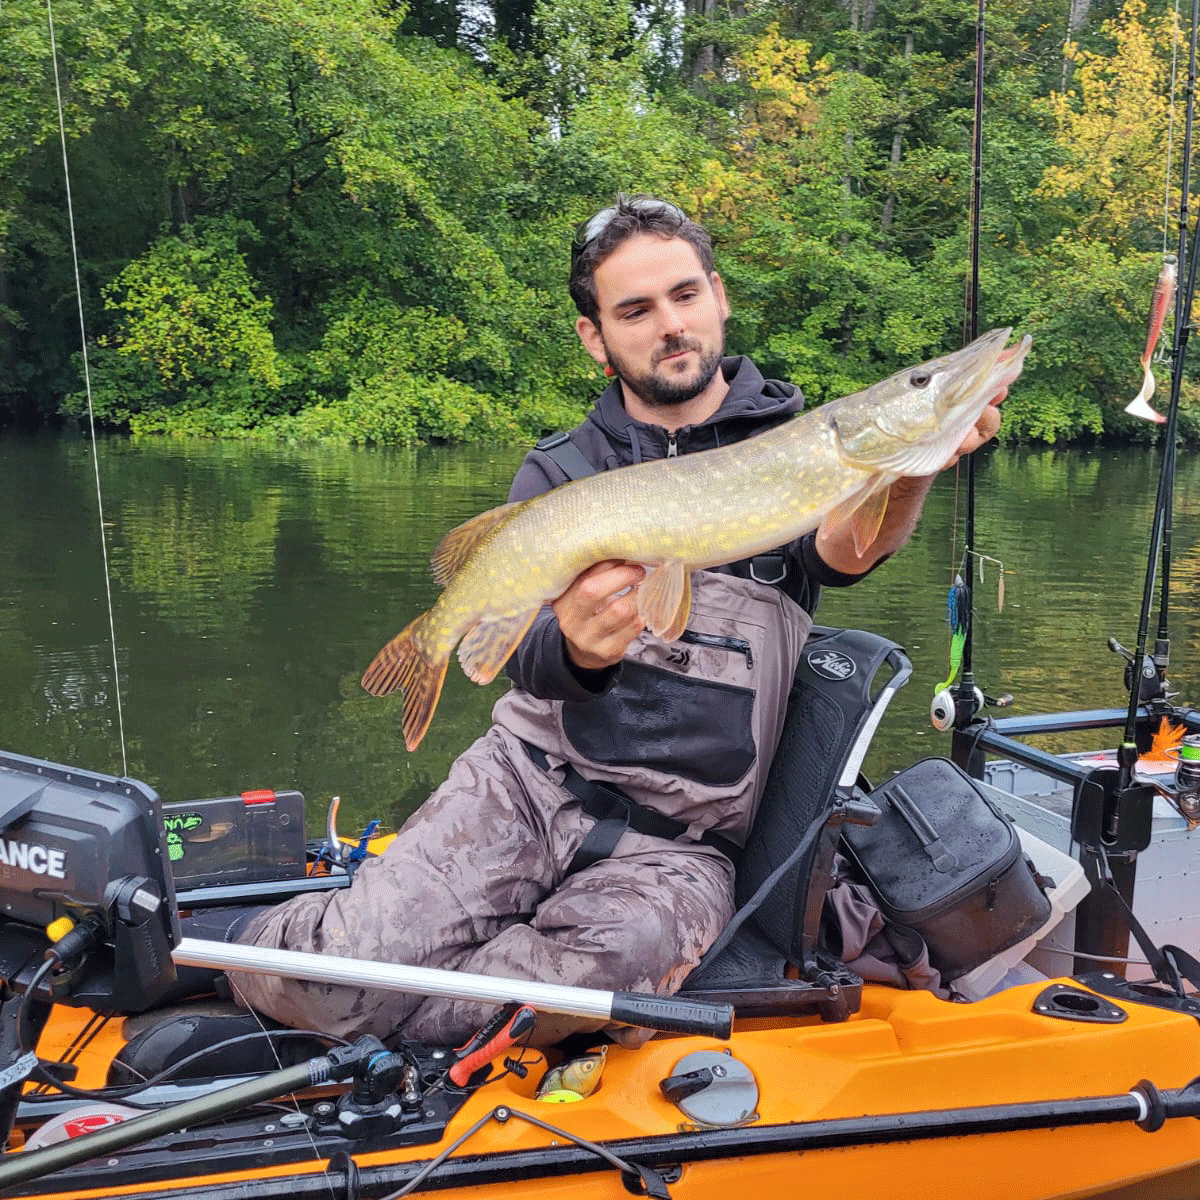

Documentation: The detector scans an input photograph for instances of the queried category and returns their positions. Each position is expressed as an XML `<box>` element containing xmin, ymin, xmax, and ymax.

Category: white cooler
<box><xmin>952</xmin><ymin>821</ymin><xmax>1090</xmax><ymax>1001</ymax></box>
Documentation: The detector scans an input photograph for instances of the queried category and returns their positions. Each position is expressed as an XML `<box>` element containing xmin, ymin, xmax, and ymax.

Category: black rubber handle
<box><xmin>609</xmin><ymin>992</ymin><xmax>733</xmax><ymax>1039</ymax></box>
<box><xmin>660</xmin><ymin>1067</ymin><xmax>714</xmax><ymax>1103</ymax></box>
<box><xmin>887</xmin><ymin>784</ymin><xmax>958</xmax><ymax>873</ymax></box>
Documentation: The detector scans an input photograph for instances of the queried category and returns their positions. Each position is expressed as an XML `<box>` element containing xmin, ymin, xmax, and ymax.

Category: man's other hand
<box><xmin>943</xmin><ymin>389</ymin><xmax>1004</xmax><ymax>470</ymax></box>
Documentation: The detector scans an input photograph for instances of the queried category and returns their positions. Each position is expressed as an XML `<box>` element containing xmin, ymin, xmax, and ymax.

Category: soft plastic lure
<box><xmin>935</xmin><ymin>574</ymin><xmax>971</xmax><ymax>692</ymax></box>
<box><xmin>1125</xmin><ymin>254</ymin><xmax>1177</xmax><ymax>423</ymax></box>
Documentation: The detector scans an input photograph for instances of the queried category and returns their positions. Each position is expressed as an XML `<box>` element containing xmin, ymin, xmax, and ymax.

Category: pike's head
<box><xmin>829</xmin><ymin>328</ymin><xmax>1031</xmax><ymax>475</ymax></box>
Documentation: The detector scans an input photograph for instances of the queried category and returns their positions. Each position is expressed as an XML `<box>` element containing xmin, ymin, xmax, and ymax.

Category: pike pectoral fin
<box><xmin>430</xmin><ymin>501</ymin><xmax>524</xmax><ymax>586</ymax></box>
<box><xmin>637</xmin><ymin>560</ymin><xmax>691</xmax><ymax>641</ymax></box>
<box><xmin>361</xmin><ymin>615</ymin><xmax>450</xmax><ymax>752</ymax></box>
<box><xmin>820</xmin><ymin>485</ymin><xmax>891</xmax><ymax>558</ymax></box>
<box><xmin>457</xmin><ymin>608</ymin><xmax>540</xmax><ymax>685</ymax></box>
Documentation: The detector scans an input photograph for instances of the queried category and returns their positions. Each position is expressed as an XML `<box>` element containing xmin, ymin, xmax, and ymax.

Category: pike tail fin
<box><xmin>361</xmin><ymin>615</ymin><xmax>450</xmax><ymax>752</ymax></box>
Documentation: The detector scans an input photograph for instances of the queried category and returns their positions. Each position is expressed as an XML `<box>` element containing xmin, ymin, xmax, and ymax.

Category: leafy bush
<box><xmin>103</xmin><ymin>218</ymin><xmax>281</xmax><ymax>390</ymax></box>
<box><xmin>264</xmin><ymin>372</ymin><xmax>514</xmax><ymax>445</ymax></box>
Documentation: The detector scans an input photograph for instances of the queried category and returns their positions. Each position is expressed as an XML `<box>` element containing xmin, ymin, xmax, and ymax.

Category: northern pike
<box><xmin>363</xmin><ymin>327</ymin><xmax>1032</xmax><ymax>750</ymax></box>
<box><xmin>1125</xmin><ymin>254</ymin><xmax>1177</xmax><ymax>424</ymax></box>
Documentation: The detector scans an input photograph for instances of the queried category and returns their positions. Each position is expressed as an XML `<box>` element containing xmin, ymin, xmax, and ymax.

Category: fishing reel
<box><xmin>1108</xmin><ymin>638</ymin><xmax>1168</xmax><ymax>704</ymax></box>
<box><xmin>931</xmin><ymin>687</ymin><xmax>979</xmax><ymax>732</ymax></box>
<box><xmin>930</xmin><ymin>686</ymin><xmax>1012</xmax><ymax>732</ymax></box>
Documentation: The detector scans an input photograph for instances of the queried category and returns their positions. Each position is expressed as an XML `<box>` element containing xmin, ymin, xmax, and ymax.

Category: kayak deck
<box><xmin>14</xmin><ymin>978</ymin><xmax>1200</xmax><ymax>1200</ymax></box>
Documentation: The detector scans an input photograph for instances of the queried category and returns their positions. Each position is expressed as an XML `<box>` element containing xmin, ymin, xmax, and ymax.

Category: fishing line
<box><xmin>45</xmin><ymin>0</ymin><xmax>128</xmax><ymax>777</ymax></box>
<box><xmin>946</xmin><ymin>461</ymin><xmax>962</xmax><ymax>577</ymax></box>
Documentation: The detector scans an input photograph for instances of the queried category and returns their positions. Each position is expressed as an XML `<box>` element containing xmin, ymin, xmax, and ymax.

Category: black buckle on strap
<box><xmin>749</xmin><ymin>553</ymin><xmax>786</xmax><ymax>586</ymax></box>
<box><xmin>580</xmin><ymin>784</ymin><xmax>634</xmax><ymax>825</ymax></box>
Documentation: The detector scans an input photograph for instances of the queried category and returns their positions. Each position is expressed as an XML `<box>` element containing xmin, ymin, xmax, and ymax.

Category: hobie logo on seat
<box><xmin>0</xmin><ymin>840</ymin><xmax>67</xmax><ymax>879</ymax></box>
<box><xmin>807</xmin><ymin>650</ymin><xmax>856</xmax><ymax>681</ymax></box>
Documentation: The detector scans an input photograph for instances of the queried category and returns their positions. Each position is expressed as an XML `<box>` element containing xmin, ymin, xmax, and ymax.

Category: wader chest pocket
<box><xmin>562</xmin><ymin>662</ymin><xmax>755</xmax><ymax>787</ymax></box>
<box><xmin>679</xmin><ymin>630</ymin><xmax>754</xmax><ymax>668</ymax></box>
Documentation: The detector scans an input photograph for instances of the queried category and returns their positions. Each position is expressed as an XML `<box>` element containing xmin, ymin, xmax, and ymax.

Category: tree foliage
<box><xmin>1</xmin><ymin>0</ymin><xmax>1196</xmax><ymax>444</ymax></box>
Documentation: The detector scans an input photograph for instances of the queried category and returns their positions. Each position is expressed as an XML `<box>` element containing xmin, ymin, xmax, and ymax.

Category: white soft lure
<box><xmin>1125</xmin><ymin>255</ymin><xmax>1177</xmax><ymax>424</ymax></box>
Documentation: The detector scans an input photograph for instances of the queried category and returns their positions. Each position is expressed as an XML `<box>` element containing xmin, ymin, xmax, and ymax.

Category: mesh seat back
<box><xmin>687</xmin><ymin>627</ymin><xmax>909</xmax><ymax>987</ymax></box>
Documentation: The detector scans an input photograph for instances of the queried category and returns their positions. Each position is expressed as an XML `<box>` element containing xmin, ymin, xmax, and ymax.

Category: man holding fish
<box><xmin>229</xmin><ymin>196</ymin><xmax>1021</xmax><ymax>1047</ymax></box>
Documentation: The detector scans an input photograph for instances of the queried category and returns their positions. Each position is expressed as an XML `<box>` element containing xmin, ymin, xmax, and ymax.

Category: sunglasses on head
<box><xmin>570</xmin><ymin>198</ymin><xmax>687</xmax><ymax>262</ymax></box>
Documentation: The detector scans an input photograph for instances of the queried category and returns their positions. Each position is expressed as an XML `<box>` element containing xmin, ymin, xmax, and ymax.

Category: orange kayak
<box><xmin>3</xmin><ymin>974</ymin><xmax>1198</xmax><ymax>1200</ymax></box>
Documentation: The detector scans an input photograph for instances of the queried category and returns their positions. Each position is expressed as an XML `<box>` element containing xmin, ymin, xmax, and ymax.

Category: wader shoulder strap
<box><xmin>535</xmin><ymin>431</ymin><xmax>600</xmax><ymax>483</ymax></box>
<box><xmin>521</xmin><ymin>741</ymin><xmax>740</xmax><ymax>874</ymax></box>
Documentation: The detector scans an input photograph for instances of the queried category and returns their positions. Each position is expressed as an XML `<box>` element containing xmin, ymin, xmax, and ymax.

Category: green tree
<box><xmin>1007</xmin><ymin>0</ymin><xmax>1188</xmax><ymax>440</ymax></box>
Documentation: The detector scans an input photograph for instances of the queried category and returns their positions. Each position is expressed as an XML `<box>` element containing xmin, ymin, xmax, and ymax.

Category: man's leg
<box><xmin>400</xmin><ymin>847</ymin><xmax>735</xmax><ymax>1046</ymax></box>
<box><xmin>228</xmin><ymin>730</ymin><xmax>571</xmax><ymax>1040</ymax></box>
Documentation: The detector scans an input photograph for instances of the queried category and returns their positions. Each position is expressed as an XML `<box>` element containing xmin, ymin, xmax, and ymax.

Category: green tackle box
<box><xmin>162</xmin><ymin>789</ymin><xmax>307</xmax><ymax>889</ymax></box>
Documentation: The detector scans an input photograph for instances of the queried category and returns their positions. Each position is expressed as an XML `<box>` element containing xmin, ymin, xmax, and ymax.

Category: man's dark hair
<box><xmin>568</xmin><ymin>194</ymin><xmax>715</xmax><ymax>324</ymax></box>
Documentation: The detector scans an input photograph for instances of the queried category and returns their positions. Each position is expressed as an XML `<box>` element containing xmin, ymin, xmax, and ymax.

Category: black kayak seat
<box><xmin>680</xmin><ymin>626</ymin><xmax>911</xmax><ymax>1022</ymax></box>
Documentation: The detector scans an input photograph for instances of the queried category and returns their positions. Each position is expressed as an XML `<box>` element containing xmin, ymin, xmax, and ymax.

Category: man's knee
<box><xmin>535</xmin><ymin>862</ymin><xmax>730</xmax><ymax>973</ymax></box>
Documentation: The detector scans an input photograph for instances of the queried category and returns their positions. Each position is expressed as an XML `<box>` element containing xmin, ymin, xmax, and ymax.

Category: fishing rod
<box><xmin>946</xmin><ymin>0</ymin><xmax>1007</xmax><ymax>735</ymax></box>
<box><xmin>951</xmin><ymin>0</ymin><xmax>986</xmax><ymax>728</ymax></box>
<box><xmin>22</xmin><ymin>1071</ymin><xmax>1200</xmax><ymax>1200</ymax></box>
<box><xmin>1151</xmin><ymin>0</ymin><xmax>1196</xmax><ymax>680</ymax></box>
<box><xmin>1117</xmin><ymin>0</ymin><xmax>1200</xmax><ymax>786</ymax></box>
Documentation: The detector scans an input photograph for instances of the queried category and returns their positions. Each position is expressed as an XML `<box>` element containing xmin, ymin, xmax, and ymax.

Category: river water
<box><xmin>3</xmin><ymin>433</ymin><xmax>1199</xmax><ymax>837</ymax></box>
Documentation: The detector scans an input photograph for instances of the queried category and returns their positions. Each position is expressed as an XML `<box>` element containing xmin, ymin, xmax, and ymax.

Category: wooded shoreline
<box><xmin>2</xmin><ymin>0</ymin><xmax>1195</xmax><ymax>446</ymax></box>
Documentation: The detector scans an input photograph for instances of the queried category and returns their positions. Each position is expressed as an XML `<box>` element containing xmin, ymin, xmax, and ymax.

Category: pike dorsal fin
<box><xmin>819</xmin><ymin>484</ymin><xmax>892</xmax><ymax>559</ymax></box>
<box><xmin>637</xmin><ymin>560</ymin><xmax>691</xmax><ymax>642</ymax></box>
<box><xmin>430</xmin><ymin>501</ymin><xmax>524</xmax><ymax>587</ymax></box>
<box><xmin>457</xmin><ymin>607</ymin><xmax>540</xmax><ymax>684</ymax></box>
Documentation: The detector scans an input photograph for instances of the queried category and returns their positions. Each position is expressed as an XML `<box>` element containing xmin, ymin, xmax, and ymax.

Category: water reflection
<box><xmin>2</xmin><ymin>434</ymin><xmax>1198</xmax><ymax>836</ymax></box>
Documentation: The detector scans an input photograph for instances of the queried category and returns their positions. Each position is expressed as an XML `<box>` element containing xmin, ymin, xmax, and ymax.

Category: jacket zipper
<box><xmin>680</xmin><ymin>630</ymin><xmax>754</xmax><ymax>669</ymax></box>
<box><xmin>666</xmin><ymin>434</ymin><xmax>678</xmax><ymax>457</ymax></box>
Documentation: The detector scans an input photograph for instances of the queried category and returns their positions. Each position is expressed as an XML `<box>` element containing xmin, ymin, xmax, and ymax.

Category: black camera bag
<box><xmin>842</xmin><ymin>757</ymin><xmax>1052</xmax><ymax>981</ymax></box>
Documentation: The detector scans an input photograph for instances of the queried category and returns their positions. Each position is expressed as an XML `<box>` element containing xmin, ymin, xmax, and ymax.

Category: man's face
<box><xmin>577</xmin><ymin>233</ymin><xmax>729</xmax><ymax>411</ymax></box>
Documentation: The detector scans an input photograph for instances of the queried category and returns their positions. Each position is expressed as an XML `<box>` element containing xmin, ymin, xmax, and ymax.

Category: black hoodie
<box><xmin>504</xmin><ymin>356</ymin><xmax>867</xmax><ymax>701</ymax></box>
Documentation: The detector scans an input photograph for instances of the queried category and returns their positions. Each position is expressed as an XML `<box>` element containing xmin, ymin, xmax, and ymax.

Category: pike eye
<box><xmin>909</xmin><ymin>369</ymin><xmax>931</xmax><ymax>387</ymax></box>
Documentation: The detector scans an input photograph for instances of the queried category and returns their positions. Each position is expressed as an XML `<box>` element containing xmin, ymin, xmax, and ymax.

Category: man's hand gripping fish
<box><xmin>363</xmin><ymin>328</ymin><xmax>1032</xmax><ymax>750</ymax></box>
